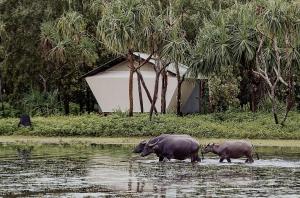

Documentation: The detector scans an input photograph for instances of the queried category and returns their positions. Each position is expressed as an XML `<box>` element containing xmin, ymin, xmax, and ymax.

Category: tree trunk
<box><xmin>199</xmin><ymin>80</ymin><xmax>206</xmax><ymax>114</ymax></box>
<box><xmin>39</xmin><ymin>74</ymin><xmax>47</xmax><ymax>93</ymax></box>
<box><xmin>149</xmin><ymin>72</ymin><xmax>160</xmax><ymax>120</ymax></box>
<box><xmin>128</xmin><ymin>51</ymin><xmax>134</xmax><ymax>117</ymax></box>
<box><xmin>137</xmin><ymin>73</ymin><xmax>144</xmax><ymax>113</ymax></box>
<box><xmin>250</xmin><ymin>84</ymin><xmax>257</xmax><ymax>112</ymax></box>
<box><xmin>254</xmin><ymin>35</ymin><xmax>281</xmax><ymax>124</ymax></box>
<box><xmin>86</xmin><ymin>87</ymin><xmax>91</xmax><ymax>113</ymax></box>
<box><xmin>249</xmin><ymin>69</ymin><xmax>258</xmax><ymax>112</ymax></box>
<box><xmin>270</xmin><ymin>88</ymin><xmax>279</xmax><ymax>124</ymax></box>
<box><xmin>177</xmin><ymin>80</ymin><xmax>183</xmax><ymax>116</ymax></box>
<box><xmin>160</xmin><ymin>69</ymin><xmax>167</xmax><ymax>114</ymax></box>
<box><xmin>136</xmin><ymin>70</ymin><xmax>157</xmax><ymax>113</ymax></box>
<box><xmin>281</xmin><ymin>34</ymin><xmax>295</xmax><ymax>126</ymax></box>
<box><xmin>0</xmin><ymin>74</ymin><xmax>3</xmax><ymax>114</ymax></box>
<box><xmin>281</xmin><ymin>66</ymin><xmax>294</xmax><ymax>126</ymax></box>
<box><xmin>175</xmin><ymin>62</ymin><xmax>184</xmax><ymax>116</ymax></box>
<box><xmin>63</xmin><ymin>95</ymin><xmax>70</xmax><ymax>115</ymax></box>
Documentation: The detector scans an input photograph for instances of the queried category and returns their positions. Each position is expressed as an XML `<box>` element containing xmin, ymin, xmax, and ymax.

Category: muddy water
<box><xmin>0</xmin><ymin>144</ymin><xmax>299</xmax><ymax>197</ymax></box>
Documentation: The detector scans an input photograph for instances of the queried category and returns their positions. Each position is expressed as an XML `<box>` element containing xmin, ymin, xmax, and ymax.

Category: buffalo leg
<box><xmin>249</xmin><ymin>157</ymin><xmax>254</xmax><ymax>163</ymax></box>
<box><xmin>226</xmin><ymin>158</ymin><xmax>231</xmax><ymax>163</ymax></box>
<box><xmin>195</xmin><ymin>155</ymin><xmax>201</xmax><ymax>162</ymax></box>
<box><xmin>219</xmin><ymin>158</ymin><xmax>225</xmax><ymax>163</ymax></box>
<box><xmin>159</xmin><ymin>156</ymin><xmax>164</xmax><ymax>162</ymax></box>
<box><xmin>191</xmin><ymin>155</ymin><xmax>197</xmax><ymax>163</ymax></box>
<box><xmin>191</xmin><ymin>153</ymin><xmax>201</xmax><ymax>163</ymax></box>
<box><xmin>246</xmin><ymin>157</ymin><xmax>254</xmax><ymax>163</ymax></box>
<box><xmin>245</xmin><ymin>153</ymin><xmax>254</xmax><ymax>163</ymax></box>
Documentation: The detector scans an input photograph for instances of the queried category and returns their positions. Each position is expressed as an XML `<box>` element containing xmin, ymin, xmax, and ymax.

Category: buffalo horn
<box><xmin>148</xmin><ymin>139</ymin><xmax>160</xmax><ymax>147</ymax></box>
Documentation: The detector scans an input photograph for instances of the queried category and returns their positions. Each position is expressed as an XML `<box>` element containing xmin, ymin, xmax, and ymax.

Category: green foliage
<box><xmin>208</xmin><ymin>66</ymin><xmax>241</xmax><ymax>111</ymax></box>
<box><xmin>96</xmin><ymin>0</ymin><xmax>152</xmax><ymax>55</ymax></box>
<box><xmin>0</xmin><ymin>0</ymin><xmax>300</xmax><ymax>120</ymax></box>
<box><xmin>69</xmin><ymin>102</ymin><xmax>80</xmax><ymax>115</ymax></box>
<box><xmin>41</xmin><ymin>11</ymin><xmax>98</xmax><ymax>66</ymax></box>
<box><xmin>0</xmin><ymin>112</ymin><xmax>299</xmax><ymax>139</ymax></box>
<box><xmin>192</xmin><ymin>0</ymin><xmax>300</xmax><ymax>123</ymax></box>
<box><xmin>0</xmin><ymin>102</ymin><xmax>20</xmax><ymax>117</ymax></box>
<box><xmin>0</xmin><ymin>0</ymin><xmax>106</xmax><ymax>115</ymax></box>
<box><xmin>296</xmin><ymin>72</ymin><xmax>300</xmax><ymax>111</ymax></box>
<box><xmin>22</xmin><ymin>90</ymin><xmax>62</xmax><ymax>116</ymax></box>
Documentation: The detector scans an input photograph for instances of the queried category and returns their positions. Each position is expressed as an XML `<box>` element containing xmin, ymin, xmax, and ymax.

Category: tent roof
<box><xmin>133</xmin><ymin>52</ymin><xmax>189</xmax><ymax>77</ymax></box>
<box><xmin>81</xmin><ymin>52</ymin><xmax>206</xmax><ymax>79</ymax></box>
<box><xmin>81</xmin><ymin>56</ymin><xmax>126</xmax><ymax>78</ymax></box>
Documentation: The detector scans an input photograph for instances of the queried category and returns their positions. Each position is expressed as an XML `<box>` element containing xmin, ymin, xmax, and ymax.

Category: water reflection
<box><xmin>0</xmin><ymin>144</ymin><xmax>299</xmax><ymax>197</ymax></box>
<box><xmin>16</xmin><ymin>146</ymin><xmax>33</xmax><ymax>163</ymax></box>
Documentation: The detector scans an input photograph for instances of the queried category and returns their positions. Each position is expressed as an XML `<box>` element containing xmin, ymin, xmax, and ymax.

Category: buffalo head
<box><xmin>203</xmin><ymin>143</ymin><xmax>215</xmax><ymax>153</ymax></box>
<box><xmin>141</xmin><ymin>139</ymin><xmax>159</xmax><ymax>157</ymax></box>
<box><xmin>133</xmin><ymin>140</ymin><xmax>147</xmax><ymax>153</ymax></box>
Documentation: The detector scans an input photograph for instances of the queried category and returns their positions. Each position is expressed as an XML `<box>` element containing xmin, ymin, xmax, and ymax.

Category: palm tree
<box><xmin>41</xmin><ymin>11</ymin><xmax>98</xmax><ymax>114</ymax></box>
<box><xmin>228</xmin><ymin>4</ymin><xmax>259</xmax><ymax>112</ymax></box>
<box><xmin>162</xmin><ymin>28</ymin><xmax>190</xmax><ymax>116</ymax></box>
<box><xmin>150</xmin><ymin>2</ymin><xmax>191</xmax><ymax>117</ymax></box>
<box><xmin>192</xmin><ymin>0</ymin><xmax>300</xmax><ymax>124</ymax></box>
<box><xmin>253</xmin><ymin>0</ymin><xmax>300</xmax><ymax>125</ymax></box>
<box><xmin>191</xmin><ymin>11</ymin><xmax>233</xmax><ymax>112</ymax></box>
<box><xmin>97</xmin><ymin>0</ymin><xmax>154</xmax><ymax>117</ymax></box>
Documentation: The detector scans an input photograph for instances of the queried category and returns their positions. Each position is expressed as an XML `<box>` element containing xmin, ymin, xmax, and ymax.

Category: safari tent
<box><xmin>82</xmin><ymin>53</ymin><xmax>206</xmax><ymax>114</ymax></box>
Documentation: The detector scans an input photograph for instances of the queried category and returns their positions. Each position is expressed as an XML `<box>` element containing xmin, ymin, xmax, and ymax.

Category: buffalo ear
<box><xmin>141</xmin><ymin>140</ymin><xmax>147</xmax><ymax>145</ymax></box>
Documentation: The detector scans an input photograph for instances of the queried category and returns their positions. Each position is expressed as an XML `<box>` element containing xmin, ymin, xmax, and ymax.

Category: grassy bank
<box><xmin>0</xmin><ymin>112</ymin><xmax>299</xmax><ymax>139</ymax></box>
<box><xmin>1</xmin><ymin>136</ymin><xmax>300</xmax><ymax>147</ymax></box>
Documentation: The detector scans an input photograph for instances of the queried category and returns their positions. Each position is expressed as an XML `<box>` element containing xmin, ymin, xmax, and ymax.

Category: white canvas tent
<box><xmin>82</xmin><ymin>52</ymin><xmax>206</xmax><ymax>113</ymax></box>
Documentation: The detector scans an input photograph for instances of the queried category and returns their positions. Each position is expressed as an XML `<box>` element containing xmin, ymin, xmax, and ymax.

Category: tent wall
<box><xmin>182</xmin><ymin>80</ymin><xmax>201</xmax><ymax>114</ymax></box>
<box><xmin>85</xmin><ymin>60</ymin><xmax>177</xmax><ymax>112</ymax></box>
<box><xmin>167</xmin><ymin>79</ymin><xmax>196</xmax><ymax>113</ymax></box>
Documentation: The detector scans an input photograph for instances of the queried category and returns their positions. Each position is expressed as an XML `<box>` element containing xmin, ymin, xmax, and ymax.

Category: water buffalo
<box><xmin>18</xmin><ymin>114</ymin><xmax>32</xmax><ymax>127</ymax></box>
<box><xmin>202</xmin><ymin>140</ymin><xmax>259</xmax><ymax>163</ymax></box>
<box><xmin>137</xmin><ymin>134</ymin><xmax>201</xmax><ymax>162</ymax></box>
<box><xmin>133</xmin><ymin>134</ymin><xmax>192</xmax><ymax>153</ymax></box>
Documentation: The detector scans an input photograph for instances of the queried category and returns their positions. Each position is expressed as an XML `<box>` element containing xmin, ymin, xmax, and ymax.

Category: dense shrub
<box><xmin>0</xmin><ymin>112</ymin><xmax>299</xmax><ymax>139</ymax></box>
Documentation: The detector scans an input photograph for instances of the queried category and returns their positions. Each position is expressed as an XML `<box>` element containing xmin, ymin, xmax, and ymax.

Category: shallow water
<box><xmin>0</xmin><ymin>144</ymin><xmax>299</xmax><ymax>197</ymax></box>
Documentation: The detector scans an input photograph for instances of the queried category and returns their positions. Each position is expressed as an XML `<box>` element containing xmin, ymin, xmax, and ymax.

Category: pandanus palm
<box><xmin>192</xmin><ymin>11</ymin><xmax>232</xmax><ymax>76</ymax></box>
<box><xmin>252</xmin><ymin>0</ymin><xmax>300</xmax><ymax>125</ymax></box>
<box><xmin>193</xmin><ymin>0</ymin><xmax>300</xmax><ymax>124</ymax></box>
<box><xmin>162</xmin><ymin>26</ymin><xmax>190</xmax><ymax>116</ymax></box>
<box><xmin>228</xmin><ymin>4</ymin><xmax>258</xmax><ymax>111</ymax></box>
<box><xmin>97</xmin><ymin>0</ymin><xmax>154</xmax><ymax>116</ymax></box>
<box><xmin>191</xmin><ymin>11</ymin><xmax>235</xmax><ymax>111</ymax></box>
<box><xmin>41</xmin><ymin>11</ymin><xmax>98</xmax><ymax>114</ymax></box>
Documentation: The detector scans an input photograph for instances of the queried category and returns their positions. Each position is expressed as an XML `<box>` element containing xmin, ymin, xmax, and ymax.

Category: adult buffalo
<box><xmin>202</xmin><ymin>140</ymin><xmax>259</xmax><ymax>163</ymax></box>
<box><xmin>136</xmin><ymin>134</ymin><xmax>201</xmax><ymax>162</ymax></box>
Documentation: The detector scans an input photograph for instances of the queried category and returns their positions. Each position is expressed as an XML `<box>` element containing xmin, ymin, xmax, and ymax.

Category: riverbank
<box><xmin>0</xmin><ymin>112</ymin><xmax>299</xmax><ymax>139</ymax></box>
<box><xmin>1</xmin><ymin>136</ymin><xmax>300</xmax><ymax>147</ymax></box>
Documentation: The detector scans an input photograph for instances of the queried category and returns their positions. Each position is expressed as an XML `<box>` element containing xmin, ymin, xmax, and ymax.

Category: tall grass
<box><xmin>0</xmin><ymin>112</ymin><xmax>299</xmax><ymax>139</ymax></box>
